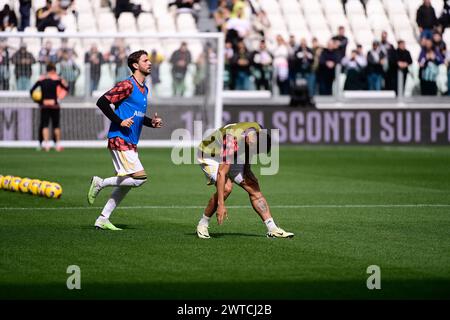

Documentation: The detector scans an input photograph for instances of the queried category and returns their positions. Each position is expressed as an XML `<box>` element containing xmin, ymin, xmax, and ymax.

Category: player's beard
<box><xmin>140</xmin><ymin>66</ymin><xmax>151</xmax><ymax>76</ymax></box>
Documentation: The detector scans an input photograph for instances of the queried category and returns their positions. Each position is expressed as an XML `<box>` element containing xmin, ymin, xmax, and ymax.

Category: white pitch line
<box><xmin>0</xmin><ymin>204</ymin><xmax>449</xmax><ymax>211</ymax></box>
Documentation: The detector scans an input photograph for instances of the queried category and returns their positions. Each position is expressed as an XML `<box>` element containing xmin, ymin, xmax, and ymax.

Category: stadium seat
<box><xmin>98</xmin><ymin>12</ymin><xmax>118</xmax><ymax>33</ymax></box>
<box><xmin>301</xmin><ymin>0</ymin><xmax>324</xmax><ymax>15</ymax></box>
<box><xmin>345</xmin><ymin>0</ymin><xmax>365</xmax><ymax>15</ymax></box>
<box><xmin>176</xmin><ymin>13</ymin><xmax>197</xmax><ymax>32</ymax></box>
<box><xmin>118</xmin><ymin>12</ymin><xmax>137</xmax><ymax>33</ymax></box>
<box><xmin>151</xmin><ymin>0</ymin><xmax>170</xmax><ymax>16</ymax></box>
<box><xmin>365</xmin><ymin>0</ymin><xmax>385</xmax><ymax>15</ymax></box>
<box><xmin>78</xmin><ymin>12</ymin><xmax>97</xmax><ymax>32</ymax></box>
<box><xmin>156</xmin><ymin>13</ymin><xmax>176</xmax><ymax>33</ymax></box>
<box><xmin>320</xmin><ymin>0</ymin><xmax>344</xmax><ymax>14</ymax></box>
<box><xmin>137</xmin><ymin>13</ymin><xmax>157</xmax><ymax>32</ymax></box>
<box><xmin>279</xmin><ymin>0</ymin><xmax>302</xmax><ymax>16</ymax></box>
<box><xmin>260</xmin><ymin>0</ymin><xmax>283</xmax><ymax>16</ymax></box>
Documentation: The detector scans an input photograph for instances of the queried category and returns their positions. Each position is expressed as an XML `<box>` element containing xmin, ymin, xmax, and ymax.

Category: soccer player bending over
<box><xmin>87</xmin><ymin>50</ymin><xmax>162</xmax><ymax>230</ymax></box>
<box><xmin>196</xmin><ymin>122</ymin><xmax>294</xmax><ymax>239</ymax></box>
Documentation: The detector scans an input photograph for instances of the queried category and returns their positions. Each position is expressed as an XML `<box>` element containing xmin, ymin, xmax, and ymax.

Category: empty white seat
<box><xmin>137</xmin><ymin>13</ymin><xmax>156</xmax><ymax>32</ymax></box>
<box><xmin>365</xmin><ymin>0</ymin><xmax>385</xmax><ymax>14</ymax></box>
<box><xmin>345</xmin><ymin>0</ymin><xmax>365</xmax><ymax>15</ymax></box>
<box><xmin>354</xmin><ymin>29</ymin><xmax>374</xmax><ymax>45</ymax></box>
<box><xmin>349</xmin><ymin>14</ymin><xmax>371</xmax><ymax>30</ymax></box>
<box><xmin>98</xmin><ymin>12</ymin><xmax>117</xmax><ymax>33</ymax></box>
<box><xmin>118</xmin><ymin>12</ymin><xmax>137</xmax><ymax>33</ymax></box>
<box><xmin>156</xmin><ymin>14</ymin><xmax>176</xmax><ymax>33</ymax></box>
<box><xmin>302</xmin><ymin>1</ymin><xmax>323</xmax><ymax>15</ymax></box>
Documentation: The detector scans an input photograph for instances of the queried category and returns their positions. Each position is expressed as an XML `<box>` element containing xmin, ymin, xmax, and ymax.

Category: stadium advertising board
<box><xmin>223</xmin><ymin>107</ymin><xmax>450</xmax><ymax>145</ymax></box>
<box><xmin>0</xmin><ymin>106</ymin><xmax>449</xmax><ymax>145</ymax></box>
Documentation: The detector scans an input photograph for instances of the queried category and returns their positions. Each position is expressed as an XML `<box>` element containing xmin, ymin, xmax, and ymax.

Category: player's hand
<box><xmin>121</xmin><ymin>115</ymin><xmax>134</xmax><ymax>128</ymax></box>
<box><xmin>151</xmin><ymin>112</ymin><xmax>163</xmax><ymax>128</ymax></box>
<box><xmin>217</xmin><ymin>205</ymin><xmax>228</xmax><ymax>225</ymax></box>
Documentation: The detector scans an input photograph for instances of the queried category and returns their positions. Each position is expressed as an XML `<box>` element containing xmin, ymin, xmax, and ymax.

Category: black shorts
<box><xmin>40</xmin><ymin>108</ymin><xmax>60</xmax><ymax>129</ymax></box>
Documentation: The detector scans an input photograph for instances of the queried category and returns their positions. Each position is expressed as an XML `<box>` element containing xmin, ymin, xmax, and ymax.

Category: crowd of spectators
<box><xmin>213</xmin><ymin>0</ymin><xmax>450</xmax><ymax>96</ymax></box>
<box><xmin>0</xmin><ymin>0</ymin><xmax>449</xmax><ymax>97</ymax></box>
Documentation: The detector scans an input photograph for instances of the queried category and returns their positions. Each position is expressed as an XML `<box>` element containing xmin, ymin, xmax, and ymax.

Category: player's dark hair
<box><xmin>46</xmin><ymin>63</ymin><xmax>56</xmax><ymax>72</ymax></box>
<box><xmin>128</xmin><ymin>50</ymin><xmax>148</xmax><ymax>72</ymax></box>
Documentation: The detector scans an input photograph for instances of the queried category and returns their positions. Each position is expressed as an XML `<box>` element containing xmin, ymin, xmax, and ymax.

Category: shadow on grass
<box><xmin>185</xmin><ymin>232</ymin><xmax>262</xmax><ymax>238</ymax></box>
<box><xmin>1</xmin><ymin>279</ymin><xmax>449</xmax><ymax>300</ymax></box>
<box><xmin>79</xmin><ymin>225</ymin><xmax>135</xmax><ymax>231</ymax></box>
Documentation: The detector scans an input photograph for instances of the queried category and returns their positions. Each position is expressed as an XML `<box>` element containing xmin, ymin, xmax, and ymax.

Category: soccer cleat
<box><xmin>87</xmin><ymin>176</ymin><xmax>103</xmax><ymax>205</ymax></box>
<box><xmin>94</xmin><ymin>218</ymin><xmax>122</xmax><ymax>231</ymax></box>
<box><xmin>197</xmin><ymin>224</ymin><xmax>211</xmax><ymax>239</ymax></box>
<box><xmin>266</xmin><ymin>227</ymin><xmax>294</xmax><ymax>238</ymax></box>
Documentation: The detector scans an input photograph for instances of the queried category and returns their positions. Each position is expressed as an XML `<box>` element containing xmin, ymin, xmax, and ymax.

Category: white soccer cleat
<box><xmin>94</xmin><ymin>217</ymin><xmax>122</xmax><ymax>231</ymax></box>
<box><xmin>87</xmin><ymin>176</ymin><xmax>103</xmax><ymax>205</ymax></box>
<box><xmin>266</xmin><ymin>227</ymin><xmax>294</xmax><ymax>239</ymax></box>
<box><xmin>197</xmin><ymin>224</ymin><xmax>211</xmax><ymax>239</ymax></box>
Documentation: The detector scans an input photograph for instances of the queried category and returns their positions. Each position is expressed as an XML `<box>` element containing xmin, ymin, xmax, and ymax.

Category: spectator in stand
<box><xmin>437</xmin><ymin>0</ymin><xmax>450</xmax><ymax>32</ymax></box>
<box><xmin>36</xmin><ymin>0</ymin><xmax>66</xmax><ymax>32</ymax></box>
<box><xmin>231</xmin><ymin>40</ymin><xmax>251</xmax><ymax>90</ymax></box>
<box><xmin>367</xmin><ymin>40</ymin><xmax>386</xmax><ymax>91</ymax></box>
<box><xmin>432</xmin><ymin>30</ymin><xmax>447</xmax><ymax>57</ymax></box>
<box><xmin>0</xmin><ymin>4</ymin><xmax>18</xmax><ymax>31</ymax></box>
<box><xmin>380</xmin><ymin>31</ymin><xmax>394</xmax><ymax>56</ymax></box>
<box><xmin>294</xmin><ymin>38</ymin><xmax>315</xmax><ymax>96</ymax></box>
<box><xmin>170</xmin><ymin>0</ymin><xmax>201</xmax><ymax>23</ymax></box>
<box><xmin>84</xmin><ymin>44</ymin><xmax>105</xmax><ymax>95</ymax></box>
<box><xmin>59</xmin><ymin>50</ymin><xmax>80</xmax><ymax>96</ymax></box>
<box><xmin>230</xmin><ymin>0</ymin><xmax>249</xmax><ymax>19</ymax></box>
<box><xmin>252</xmin><ymin>9</ymin><xmax>271</xmax><ymax>38</ymax></box>
<box><xmin>149</xmin><ymin>49</ymin><xmax>164</xmax><ymax>94</ymax></box>
<box><xmin>224</xmin><ymin>41</ymin><xmax>234</xmax><ymax>89</ymax></box>
<box><xmin>380</xmin><ymin>31</ymin><xmax>396</xmax><ymax>91</ymax></box>
<box><xmin>194</xmin><ymin>51</ymin><xmax>207</xmax><ymax>95</ymax></box>
<box><xmin>207</xmin><ymin>0</ymin><xmax>220</xmax><ymax>18</ymax></box>
<box><xmin>331</xmin><ymin>26</ymin><xmax>348</xmax><ymax>63</ymax></box>
<box><xmin>317</xmin><ymin>40</ymin><xmax>338</xmax><ymax>95</ymax></box>
<box><xmin>287</xmin><ymin>35</ymin><xmax>298</xmax><ymax>91</ymax></box>
<box><xmin>170</xmin><ymin>42</ymin><xmax>192</xmax><ymax>96</ymax></box>
<box><xmin>38</xmin><ymin>40</ymin><xmax>59</xmax><ymax>73</ymax></box>
<box><xmin>224</xmin><ymin>7</ymin><xmax>251</xmax><ymax>47</ymax></box>
<box><xmin>416</xmin><ymin>0</ymin><xmax>437</xmax><ymax>40</ymax></box>
<box><xmin>273</xmin><ymin>35</ymin><xmax>290</xmax><ymax>95</ymax></box>
<box><xmin>114</xmin><ymin>0</ymin><xmax>143</xmax><ymax>21</ymax></box>
<box><xmin>58</xmin><ymin>38</ymin><xmax>78</xmax><ymax>60</ymax></box>
<box><xmin>392</xmin><ymin>40</ymin><xmax>413</xmax><ymax>94</ymax></box>
<box><xmin>0</xmin><ymin>41</ymin><xmax>10</xmax><ymax>90</ymax></box>
<box><xmin>342</xmin><ymin>49</ymin><xmax>366</xmax><ymax>90</ymax></box>
<box><xmin>213</xmin><ymin>0</ymin><xmax>230</xmax><ymax>32</ymax></box>
<box><xmin>18</xmin><ymin>0</ymin><xmax>32</xmax><ymax>31</ymax></box>
<box><xmin>355</xmin><ymin>44</ymin><xmax>368</xmax><ymax>68</ymax></box>
<box><xmin>311</xmin><ymin>37</ymin><xmax>323</xmax><ymax>96</ymax></box>
<box><xmin>250</xmin><ymin>39</ymin><xmax>273</xmax><ymax>91</ymax></box>
<box><xmin>419</xmin><ymin>37</ymin><xmax>444</xmax><ymax>95</ymax></box>
<box><xmin>114</xmin><ymin>46</ymin><xmax>130</xmax><ymax>83</ymax></box>
<box><xmin>445</xmin><ymin>50</ymin><xmax>450</xmax><ymax>95</ymax></box>
<box><xmin>11</xmin><ymin>43</ymin><xmax>36</xmax><ymax>90</ymax></box>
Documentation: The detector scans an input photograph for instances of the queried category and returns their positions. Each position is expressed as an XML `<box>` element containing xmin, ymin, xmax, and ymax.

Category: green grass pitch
<box><xmin>0</xmin><ymin>147</ymin><xmax>449</xmax><ymax>300</ymax></box>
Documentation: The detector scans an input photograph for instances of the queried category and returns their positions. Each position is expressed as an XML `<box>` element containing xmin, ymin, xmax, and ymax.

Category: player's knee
<box><xmin>250</xmin><ymin>191</ymin><xmax>263</xmax><ymax>201</ymax></box>
<box><xmin>224</xmin><ymin>184</ymin><xmax>233</xmax><ymax>196</ymax></box>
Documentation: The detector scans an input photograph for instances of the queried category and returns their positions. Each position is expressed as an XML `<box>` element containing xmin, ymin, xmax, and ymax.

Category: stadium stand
<box><xmin>0</xmin><ymin>0</ymin><xmax>448</xmax><ymax>98</ymax></box>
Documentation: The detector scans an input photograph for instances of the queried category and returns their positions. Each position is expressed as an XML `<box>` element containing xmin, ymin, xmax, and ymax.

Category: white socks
<box><xmin>264</xmin><ymin>218</ymin><xmax>278</xmax><ymax>232</ymax></box>
<box><xmin>101</xmin><ymin>176</ymin><xmax>147</xmax><ymax>188</ymax></box>
<box><xmin>198</xmin><ymin>214</ymin><xmax>211</xmax><ymax>227</ymax></box>
<box><xmin>99</xmin><ymin>186</ymin><xmax>131</xmax><ymax>219</ymax></box>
